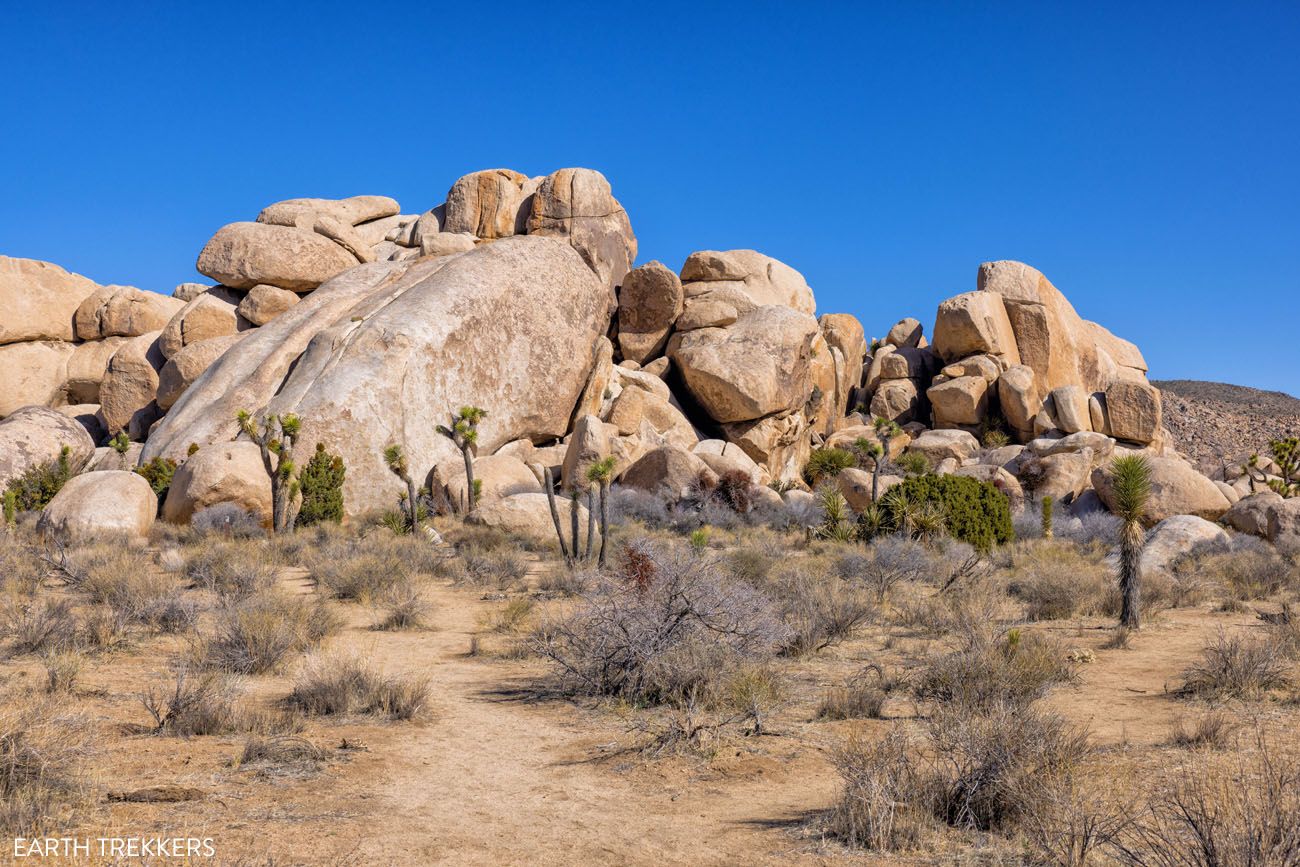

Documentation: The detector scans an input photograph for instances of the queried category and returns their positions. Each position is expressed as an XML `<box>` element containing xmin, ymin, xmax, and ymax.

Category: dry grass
<box><xmin>194</xmin><ymin>591</ymin><xmax>340</xmax><ymax>674</ymax></box>
<box><xmin>288</xmin><ymin>652</ymin><xmax>430</xmax><ymax>721</ymax></box>
<box><xmin>913</xmin><ymin>628</ymin><xmax>1077</xmax><ymax>712</ymax></box>
<box><xmin>1178</xmin><ymin>630</ymin><xmax>1291</xmax><ymax>699</ymax></box>
<box><xmin>183</xmin><ymin>539</ymin><xmax>278</xmax><ymax>599</ymax></box>
<box><xmin>373</xmin><ymin>582</ymin><xmax>432</xmax><ymax>631</ymax></box>
<box><xmin>1168</xmin><ymin>710</ymin><xmax>1239</xmax><ymax>750</ymax></box>
<box><xmin>0</xmin><ymin>693</ymin><xmax>93</xmax><ymax>836</ymax></box>
<box><xmin>1006</xmin><ymin>540</ymin><xmax>1111</xmax><ymax>620</ymax></box>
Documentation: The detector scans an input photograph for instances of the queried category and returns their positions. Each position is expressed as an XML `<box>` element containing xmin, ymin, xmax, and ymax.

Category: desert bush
<box><xmin>1007</xmin><ymin>540</ymin><xmax>1110</xmax><ymax>620</ymax></box>
<box><xmin>1177</xmin><ymin>631</ymin><xmax>1290</xmax><ymax>699</ymax></box>
<box><xmin>817</xmin><ymin>667</ymin><xmax>898</xmax><ymax>721</ymax></box>
<box><xmin>312</xmin><ymin>552</ymin><xmax>411</xmax><ymax>603</ymax></box>
<box><xmin>827</xmin><ymin>728</ymin><xmax>931</xmax><ymax>851</ymax></box>
<box><xmin>767</xmin><ymin>567</ymin><xmax>876</xmax><ymax>655</ymax></box>
<box><xmin>725</xmin><ymin>546</ymin><xmax>774</xmax><ymax>583</ymax></box>
<box><xmin>65</xmin><ymin>547</ymin><xmax>195</xmax><ymax>631</ymax></box>
<box><xmin>1055</xmin><ymin>510</ymin><xmax>1122</xmax><ymax>548</ymax></box>
<box><xmin>0</xmin><ymin>695</ymin><xmax>92</xmax><ymax>835</ymax></box>
<box><xmin>196</xmin><ymin>592</ymin><xmax>339</xmax><ymax>674</ymax></box>
<box><xmin>1112</xmin><ymin>731</ymin><xmax>1300</xmax><ymax>865</ymax></box>
<box><xmin>133</xmin><ymin>456</ymin><xmax>176</xmax><ymax>512</ymax></box>
<box><xmin>140</xmin><ymin>667</ymin><xmax>247</xmax><ymax>736</ymax></box>
<box><xmin>40</xmin><ymin>650</ymin><xmax>82</xmax><ymax>694</ymax></box>
<box><xmin>295</xmin><ymin>443</ymin><xmax>345</xmax><ymax>527</ymax></box>
<box><xmin>533</xmin><ymin>539</ymin><xmax>789</xmax><ymax>705</ymax></box>
<box><xmin>237</xmin><ymin>735</ymin><xmax>325</xmax><ymax>773</ymax></box>
<box><xmin>914</xmin><ymin>628</ymin><xmax>1076</xmax><ymax>712</ymax></box>
<box><xmin>1181</xmin><ymin>542</ymin><xmax>1299</xmax><ymax>602</ymax></box>
<box><xmin>75</xmin><ymin>604</ymin><xmax>130</xmax><ymax>652</ymax></box>
<box><xmin>184</xmin><ymin>540</ymin><xmax>278</xmax><ymax>599</ymax></box>
<box><xmin>439</xmin><ymin>547</ymin><xmax>529</xmax><ymax>590</ymax></box>
<box><xmin>0</xmin><ymin>540</ymin><xmax>45</xmax><ymax>596</ymax></box>
<box><xmin>374</xmin><ymin>582</ymin><xmax>431</xmax><ymax>631</ymax></box>
<box><xmin>836</xmin><ymin>536</ymin><xmax>930</xmax><ymax>602</ymax></box>
<box><xmin>3</xmin><ymin>447</ymin><xmax>73</xmax><ymax>514</ymax></box>
<box><xmin>3</xmin><ymin>596</ymin><xmax>79</xmax><ymax>655</ymax></box>
<box><xmin>1169</xmin><ymin>710</ymin><xmax>1238</xmax><ymax>750</ymax></box>
<box><xmin>879</xmin><ymin>474</ymin><xmax>1014</xmax><ymax>551</ymax></box>
<box><xmin>191</xmin><ymin>503</ymin><xmax>265</xmax><ymax>539</ymax></box>
<box><xmin>805</xmin><ymin>447</ymin><xmax>856</xmax><ymax>485</ymax></box>
<box><xmin>288</xmin><ymin>653</ymin><xmax>429</xmax><ymax>720</ymax></box>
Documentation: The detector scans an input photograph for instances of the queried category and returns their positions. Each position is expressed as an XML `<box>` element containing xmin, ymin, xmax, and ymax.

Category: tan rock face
<box><xmin>0</xmin><ymin>256</ymin><xmax>100</xmax><ymax>345</ymax></box>
<box><xmin>819</xmin><ymin>313</ymin><xmax>867</xmax><ymax>404</ymax></box>
<box><xmin>680</xmin><ymin>250</ymin><xmax>816</xmax><ymax>315</ymax></box>
<box><xmin>527</xmin><ymin>168</ymin><xmax>636</xmax><ymax>293</ymax></box>
<box><xmin>618</xmin><ymin>446</ymin><xmax>716</xmax><ymax>501</ymax></box>
<box><xmin>670</xmin><ymin>305</ymin><xmax>819</xmax><ymax>424</ymax></box>
<box><xmin>38</xmin><ymin>471</ymin><xmax>156</xmax><ymax>542</ymax></box>
<box><xmin>162</xmin><ymin>441</ymin><xmax>273</xmax><ymax>526</ymax></box>
<box><xmin>420</xmin><ymin>232</ymin><xmax>477</xmax><ymax>258</ymax></box>
<box><xmin>158</xmin><ymin>287</ymin><xmax>247</xmax><ymax>359</ymax></box>
<box><xmin>720</xmin><ymin>411</ymin><xmax>810</xmax><ymax>483</ymax></box>
<box><xmin>562</xmin><ymin>414</ymin><xmax>611</xmax><ymax>491</ymax></box>
<box><xmin>692</xmin><ymin>440</ymin><xmax>767</xmax><ymax>485</ymax></box>
<box><xmin>74</xmin><ymin>285</ymin><xmax>185</xmax><ymax>340</ymax></box>
<box><xmin>196</xmin><ymin>222</ymin><xmax>360</xmax><ymax>292</ymax></box>
<box><xmin>997</xmin><ymin>364</ymin><xmax>1040</xmax><ymax>440</ymax></box>
<box><xmin>236</xmin><ymin>284</ymin><xmax>300</xmax><ymax>326</ymax></box>
<box><xmin>0</xmin><ymin>406</ymin><xmax>96</xmax><ymax>492</ymax></box>
<box><xmin>870</xmin><ymin>378</ymin><xmax>922</xmax><ymax>425</ymax></box>
<box><xmin>465</xmin><ymin>492</ymin><xmax>590</xmax><ymax>548</ymax></box>
<box><xmin>257</xmin><ymin>195</ymin><xmax>400</xmax><ymax>228</ymax></box>
<box><xmin>98</xmin><ymin>332</ymin><xmax>165</xmax><ymax>440</ymax></box>
<box><xmin>1221</xmin><ymin>491</ymin><xmax>1283</xmax><ymax>537</ymax></box>
<box><xmin>156</xmin><ymin>333</ymin><xmax>246</xmax><ymax>411</ymax></box>
<box><xmin>886</xmin><ymin>318</ymin><xmax>924</xmax><ymax>348</ymax></box>
<box><xmin>606</xmin><ymin>387</ymin><xmax>697</xmax><ymax>451</ymax></box>
<box><xmin>1140</xmin><ymin>515</ymin><xmax>1229</xmax><ymax>574</ymax></box>
<box><xmin>1090</xmin><ymin>456</ymin><xmax>1231</xmax><ymax>525</ymax></box>
<box><xmin>928</xmin><ymin>375</ymin><xmax>989</xmax><ymax>427</ymax></box>
<box><xmin>444</xmin><ymin>169</ymin><xmax>532</xmax><ymax>239</ymax></box>
<box><xmin>617</xmin><ymin>261</ymin><xmax>683</xmax><ymax>364</ymax></box>
<box><xmin>0</xmin><ymin>341</ymin><xmax>75</xmax><ymax>417</ymax></box>
<box><xmin>66</xmin><ymin>337</ymin><xmax>128</xmax><ymax>404</ymax></box>
<box><xmin>908</xmin><ymin>429</ymin><xmax>980</xmax><ymax>464</ymax></box>
<box><xmin>932</xmin><ymin>290</ymin><xmax>1021</xmax><ymax>365</ymax></box>
<box><xmin>675</xmin><ymin>300</ymin><xmax>738</xmax><ymax>332</ymax></box>
<box><xmin>1050</xmin><ymin>385</ymin><xmax>1092</xmax><ymax>434</ymax></box>
<box><xmin>1104</xmin><ymin>380</ymin><xmax>1162</xmax><ymax>444</ymax></box>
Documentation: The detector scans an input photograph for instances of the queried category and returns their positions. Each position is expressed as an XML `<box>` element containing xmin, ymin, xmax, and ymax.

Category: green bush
<box><xmin>879</xmin><ymin>474</ymin><xmax>1013</xmax><ymax>551</ymax></box>
<box><xmin>296</xmin><ymin>443</ymin><xmax>345</xmax><ymax>526</ymax></box>
<box><xmin>805</xmin><ymin>447</ymin><xmax>856</xmax><ymax>484</ymax></box>
<box><xmin>134</xmin><ymin>457</ymin><xmax>177</xmax><ymax>513</ymax></box>
<box><xmin>4</xmin><ymin>447</ymin><xmax>74</xmax><ymax>513</ymax></box>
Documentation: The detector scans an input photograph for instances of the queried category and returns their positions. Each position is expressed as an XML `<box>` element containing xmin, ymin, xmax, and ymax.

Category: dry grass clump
<box><xmin>817</xmin><ymin>667</ymin><xmax>898</xmax><ymax>721</ymax></box>
<box><xmin>373</xmin><ymin>582</ymin><xmax>431</xmax><ymax>631</ymax></box>
<box><xmin>768</xmin><ymin>565</ymin><xmax>876</xmax><ymax>656</ymax></box>
<box><xmin>534</xmin><ymin>538</ymin><xmax>789</xmax><ymax>706</ymax></box>
<box><xmin>1177</xmin><ymin>630</ymin><xmax>1291</xmax><ymax>699</ymax></box>
<box><xmin>288</xmin><ymin>653</ymin><xmax>429</xmax><ymax>720</ymax></box>
<box><xmin>0</xmin><ymin>694</ymin><xmax>93</xmax><ymax>835</ymax></box>
<box><xmin>835</xmin><ymin>536</ymin><xmax>931</xmax><ymax>602</ymax></box>
<box><xmin>1186</xmin><ymin>544</ymin><xmax>1300</xmax><ymax>602</ymax></box>
<box><xmin>3</xmin><ymin>596</ymin><xmax>79</xmax><ymax>655</ymax></box>
<box><xmin>913</xmin><ymin>628</ymin><xmax>1077</xmax><ymax>711</ymax></box>
<box><xmin>237</xmin><ymin>735</ymin><xmax>326</xmax><ymax>774</ymax></box>
<box><xmin>0</xmin><ymin>539</ymin><xmax>46</xmax><ymax>595</ymax></box>
<box><xmin>441</xmin><ymin>548</ymin><xmax>530</xmax><ymax>590</ymax></box>
<box><xmin>1168</xmin><ymin>710</ymin><xmax>1238</xmax><ymax>750</ymax></box>
<box><xmin>183</xmin><ymin>540</ymin><xmax>278</xmax><ymax>599</ymax></box>
<box><xmin>41</xmin><ymin>650</ymin><xmax>83</xmax><ymax>694</ymax></box>
<box><xmin>64</xmin><ymin>545</ymin><xmax>196</xmax><ymax>632</ymax></box>
<box><xmin>312</xmin><ymin>552</ymin><xmax>412</xmax><ymax>603</ymax></box>
<box><xmin>1005</xmin><ymin>540</ymin><xmax>1111</xmax><ymax>620</ymax></box>
<box><xmin>139</xmin><ymin>666</ymin><xmax>299</xmax><ymax>737</ymax></box>
<box><xmin>194</xmin><ymin>591</ymin><xmax>340</xmax><ymax>674</ymax></box>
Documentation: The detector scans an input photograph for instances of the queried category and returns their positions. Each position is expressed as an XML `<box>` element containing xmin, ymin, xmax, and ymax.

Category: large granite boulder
<box><xmin>162</xmin><ymin>441</ymin><xmax>272</xmax><ymax>526</ymax></box>
<box><xmin>65</xmin><ymin>337</ymin><xmax>128</xmax><ymax>404</ymax></box>
<box><xmin>257</xmin><ymin>195</ymin><xmax>400</xmax><ymax>229</ymax></box>
<box><xmin>0</xmin><ymin>342</ymin><xmax>75</xmax><ymax>417</ymax></box>
<box><xmin>931</xmin><ymin>290</ymin><xmax>1020</xmax><ymax>365</ymax></box>
<box><xmin>679</xmin><ymin>249</ymin><xmax>816</xmax><ymax>315</ymax></box>
<box><xmin>158</xmin><ymin>287</ymin><xmax>248</xmax><ymax>358</ymax></box>
<box><xmin>74</xmin><ymin>285</ymin><xmax>184</xmax><ymax>340</ymax></box>
<box><xmin>156</xmin><ymin>333</ymin><xmax>246</xmax><ymax>411</ymax></box>
<box><xmin>616</xmin><ymin>261</ymin><xmax>683</xmax><ymax>364</ymax></box>
<box><xmin>1091</xmin><ymin>456</ymin><xmax>1231</xmax><ymax>525</ymax></box>
<box><xmin>618</xmin><ymin>445</ymin><xmax>716</xmax><ymax>502</ymax></box>
<box><xmin>196</xmin><ymin>222</ymin><xmax>360</xmax><ymax>292</ymax></box>
<box><xmin>442</xmin><ymin>453</ymin><xmax>541</xmax><ymax>512</ymax></box>
<box><xmin>98</xmin><ymin>332</ymin><xmax>165</xmax><ymax>440</ymax></box>
<box><xmin>444</xmin><ymin>169</ymin><xmax>534</xmax><ymax>239</ymax></box>
<box><xmin>38</xmin><ymin>471</ymin><xmax>156</xmax><ymax>542</ymax></box>
<box><xmin>465</xmin><ymin>492</ymin><xmax>591</xmax><ymax>548</ymax></box>
<box><xmin>526</xmin><ymin>168</ymin><xmax>636</xmax><ymax>293</ymax></box>
<box><xmin>1221</xmin><ymin>491</ymin><xmax>1284</xmax><ymax>538</ymax></box>
<box><xmin>1140</xmin><ymin>515</ymin><xmax>1230</xmax><ymax>574</ymax></box>
<box><xmin>0</xmin><ymin>256</ymin><xmax>99</xmax><ymax>344</ymax></box>
<box><xmin>0</xmin><ymin>406</ymin><xmax>95</xmax><ymax>491</ymax></box>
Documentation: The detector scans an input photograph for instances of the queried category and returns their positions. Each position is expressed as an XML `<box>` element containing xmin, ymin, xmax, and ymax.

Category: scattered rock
<box><xmin>38</xmin><ymin>470</ymin><xmax>156</xmax><ymax>542</ymax></box>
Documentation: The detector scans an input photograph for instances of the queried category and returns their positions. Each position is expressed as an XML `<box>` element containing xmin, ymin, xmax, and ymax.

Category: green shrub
<box><xmin>134</xmin><ymin>457</ymin><xmax>177</xmax><ymax>512</ymax></box>
<box><xmin>4</xmin><ymin>447</ymin><xmax>74</xmax><ymax>513</ymax></box>
<box><xmin>879</xmin><ymin>474</ymin><xmax>1013</xmax><ymax>551</ymax></box>
<box><xmin>296</xmin><ymin>443</ymin><xmax>345</xmax><ymax>526</ymax></box>
<box><xmin>804</xmin><ymin>447</ymin><xmax>856</xmax><ymax>485</ymax></box>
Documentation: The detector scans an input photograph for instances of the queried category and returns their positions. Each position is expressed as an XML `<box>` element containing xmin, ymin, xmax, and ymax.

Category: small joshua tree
<box><xmin>384</xmin><ymin>444</ymin><xmax>421</xmax><ymax>534</ymax></box>
<box><xmin>437</xmin><ymin>406</ymin><xmax>487</xmax><ymax>513</ymax></box>
<box><xmin>1110</xmin><ymin>454</ymin><xmax>1152</xmax><ymax>629</ymax></box>
<box><xmin>108</xmin><ymin>431</ymin><xmax>131</xmax><ymax>468</ymax></box>
<box><xmin>859</xmin><ymin>416</ymin><xmax>904</xmax><ymax>503</ymax></box>
<box><xmin>1268</xmin><ymin>436</ymin><xmax>1298</xmax><ymax>497</ymax></box>
<box><xmin>1041</xmin><ymin>495</ymin><xmax>1054</xmax><ymax>539</ymax></box>
<box><xmin>237</xmin><ymin>410</ymin><xmax>300</xmax><ymax>533</ymax></box>
<box><xmin>586</xmin><ymin>456</ymin><xmax>616</xmax><ymax>568</ymax></box>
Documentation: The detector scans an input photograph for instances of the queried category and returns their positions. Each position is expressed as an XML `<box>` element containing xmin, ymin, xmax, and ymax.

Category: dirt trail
<box><xmin>352</xmin><ymin>581</ymin><xmax>839</xmax><ymax>866</ymax></box>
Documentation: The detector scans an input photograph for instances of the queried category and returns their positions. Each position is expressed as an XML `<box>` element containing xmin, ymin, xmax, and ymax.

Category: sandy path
<box><xmin>353</xmin><ymin>582</ymin><xmax>840</xmax><ymax>866</ymax></box>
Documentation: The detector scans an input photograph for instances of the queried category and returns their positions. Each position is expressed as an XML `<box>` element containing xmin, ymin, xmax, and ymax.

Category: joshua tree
<box><xmin>108</xmin><ymin>431</ymin><xmax>131</xmax><ymax>468</ymax></box>
<box><xmin>384</xmin><ymin>444</ymin><xmax>421</xmax><ymax>534</ymax></box>
<box><xmin>237</xmin><ymin>410</ymin><xmax>301</xmax><ymax>533</ymax></box>
<box><xmin>437</xmin><ymin>406</ymin><xmax>487</xmax><ymax>513</ymax></box>
<box><xmin>543</xmin><ymin>467</ymin><xmax>581</xmax><ymax>567</ymax></box>
<box><xmin>1041</xmin><ymin>495</ymin><xmax>1054</xmax><ymax>539</ymax></box>
<box><xmin>1109</xmin><ymin>454</ymin><xmax>1152</xmax><ymax>629</ymax></box>
<box><xmin>859</xmin><ymin>416</ymin><xmax>903</xmax><ymax>503</ymax></box>
<box><xmin>586</xmin><ymin>456</ymin><xmax>617</xmax><ymax>567</ymax></box>
<box><xmin>1268</xmin><ymin>436</ymin><xmax>1299</xmax><ymax>497</ymax></box>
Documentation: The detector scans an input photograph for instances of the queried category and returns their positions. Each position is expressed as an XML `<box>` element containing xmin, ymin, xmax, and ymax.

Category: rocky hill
<box><xmin>1156</xmin><ymin>380</ymin><xmax>1300</xmax><ymax>477</ymax></box>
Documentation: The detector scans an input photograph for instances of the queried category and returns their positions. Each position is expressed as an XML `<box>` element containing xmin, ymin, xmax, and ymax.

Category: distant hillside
<box><xmin>1154</xmin><ymin>380</ymin><xmax>1300</xmax><ymax>476</ymax></box>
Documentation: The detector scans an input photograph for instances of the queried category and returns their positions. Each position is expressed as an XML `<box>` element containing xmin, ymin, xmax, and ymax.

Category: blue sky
<box><xmin>3</xmin><ymin>2</ymin><xmax>1297</xmax><ymax>394</ymax></box>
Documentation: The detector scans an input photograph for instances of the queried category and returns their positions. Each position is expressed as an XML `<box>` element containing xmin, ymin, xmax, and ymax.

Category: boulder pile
<box><xmin>1</xmin><ymin>165</ymin><xmax>1291</xmax><ymax>547</ymax></box>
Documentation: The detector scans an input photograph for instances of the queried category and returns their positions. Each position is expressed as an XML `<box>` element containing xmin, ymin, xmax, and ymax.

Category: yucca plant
<box><xmin>383</xmin><ymin>445</ymin><xmax>420</xmax><ymax>534</ymax></box>
<box><xmin>437</xmin><ymin>406</ymin><xmax>487</xmax><ymax>513</ymax></box>
<box><xmin>543</xmin><ymin>467</ymin><xmax>590</xmax><ymax>568</ymax></box>
<box><xmin>1109</xmin><ymin>454</ymin><xmax>1152</xmax><ymax>629</ymax></box>
<box><xmin>586</xmin><ymin>456</ymin><xmax>617</xmax><ymax>567</ymax></box>
<box><xmin>237</xmin><ymin>410</ymin><xmax>300</xmax><ymax>533</ymax></box>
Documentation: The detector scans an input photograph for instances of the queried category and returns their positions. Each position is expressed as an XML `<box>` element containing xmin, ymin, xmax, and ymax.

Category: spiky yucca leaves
<box><xmin>437</xmin><ymin>406</ymin><xmax>488</xmax><ymax>514</ymax></box>
<box><xmin>586</xmin><ymin>456</ymin><xmax>617</xmax><ymax>568</ymax></box>
<box><xmin>870</xmin><ymin>417</ymin><xmax>903</xmax><ymax>502</ymax></box>
<box><xmin>1269</xmin><ymin>437</ymin><xmax>1299</xmax><ymax>497</ymax></box>
<box><xmin>1110</xmin><ymin>454</ymin><xmax>1152</xmax><ymax>629</ymax></box>
<box><xmin>384</xmin><ymin>444</ymin><xmax>420</xmax><ymax>534</ymax></box>
<box><xmin>805</xmin><ymin>447</ymin><xmax>855</xmax><ymax>486</ymax></box>
<box><xmin>237</xmin><ymin>411</ymin><xmax>300</xmax><ymax>533</ymax></box>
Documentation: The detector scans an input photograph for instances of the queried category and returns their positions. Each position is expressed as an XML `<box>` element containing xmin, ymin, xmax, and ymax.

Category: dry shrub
<box><xmin>0</xmin><ymin>540</ymin><xmax>45</xmax><ymax>595</ymax></box>
<box><xmin>771</xmin><ymin>568</ymin><xmax>876</xmax><ymax>656</ymax></box>
<box><xmin>1006</xmin><ymin>540</ymin><xmax>1110</xmax><ymax>620</ymax></box>
<box><xmin>836</xmin><ymin>535</ymin><xmax>931</xmax><ymax>602</ymax></box>
<box><xmin>443</xmin><ymin>548</ymin><xmax>530</xmax><ymax>590</ymax></box>
<box><xmin>373</xmin><ymin>582</ymin><xmax>431</xmax><ymax>631</ymax></box>
<box><xmin>288</xmin><ymin>653</ymin><xmax>429</xmax><ymax>720</ymax></box>
<box><xmin>237</xmin><ymin>735</ymin><xmax>325</xmax><ymax>774</ymax></box>
<box><xmin>1178</xmin><ymin>630</ymin><xmax>1291</xmax><ymax>699</ymax></box>
<box><xmin>1169</xmin><ymin>710</ymin><xmax>1238</xmax><ymax>750</ymax></box>
<box><xmin>65</xmin><ymin>545</ymin><xmax>194</xmax><ymax>630</ymax></box>
<box><xmin>196</xmin><ymin>591</ymin><xmax>340</xmax><ymax>674</ymax></box>
<box><xmin>817</xmin><ymin>670</ymin><xmax>890</xmax><ymax>721</ymax></box>
<box><xmin>140</xmin><ymin>667</ymin><xmax>245</xmax><ymax>736</ymax></box>
<box><xmin>3</xmin><ymin>596</ymin><xmax>79</xmax><ymax>655</ymax></box>
<box><xmin>1183</xmin><ymin>542</ymin><xmax>1300</xmax><ymax>602</ymax></box>
<box><xmin>1112</xmin><ymin>730</ymin><xmax>1300</xmax><ymax>865</ymax></box>
<box><xmin>726</xmin><ymin>546</ymin><xmax>774</xmax><ymax>583</ymax></box>
<box><xmin>313</xmin><ymin>552</ymin><xmax>412</xmax><ymax>603</ymax></box>
<box><xmin>41</xmin><ymin>650</ymin><xmax>82</xmax><ymax>694</ymax></box>
<box><xmin>828</xmin><ymin>728</ymin><xmax>932</xmax><ymax>851</ymax></box>
<box><xmin>183</xmin><ymin>540</ymin><xmax>278</xmax><ymax>599</ymax></box>
<box><xmin>533</xmin><ymin>538</ymin><xmax>790</xmax><ymax>706</ymax></box>
<box><xmin>913</xmin><ymin>628</ymin><xmax>1076</xmax><ymax>712</ymax></box>
<box><xmin>0</xmin><ymin>695</ymin><xmax>93</xmax><ymax>835</ymax></box>
<box><xmin>489</xmin><ymin>597</ymin><xmax>534</xmax><ymax>633</ymax></box>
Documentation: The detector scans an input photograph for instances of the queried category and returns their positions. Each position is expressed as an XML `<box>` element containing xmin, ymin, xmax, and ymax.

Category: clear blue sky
<box><xmin>3</xmin><ymin>2</ymin><xmax>1297</xmax><ymax>394</ymax></box>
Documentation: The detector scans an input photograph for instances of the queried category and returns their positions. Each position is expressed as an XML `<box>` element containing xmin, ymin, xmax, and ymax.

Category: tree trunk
<box><xmin>1119</xmin><ymin>519</ymin><xmax>1143</xmax><ymax>629</ymax></box>
<box><xmin>405</xmin><ymin>475</ymin><xmax>419</xmax><ymax>534</ymax></box>
<box><xmin>585</xmin><ymin>487</ymin><xmax>596</xmax><ymax>563</ymax></box>
<box><xmin>543</xmin><ymin>469</ymin><xmax>571</xmax><ymax>564</ymax></box>
<box><xmin>461</xmin><ymin>443</ymin><xmax>476</xmax><ymax>513</ymax></box>
<box><xmin>569</xmin><ymin>489</ymin><xmax>581</xmax><ymax>560</ymax></box>
<box><xmin>598</xmin><ymin>480</ymin><xmax>609</xmax><ymax>568</ymax></box>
